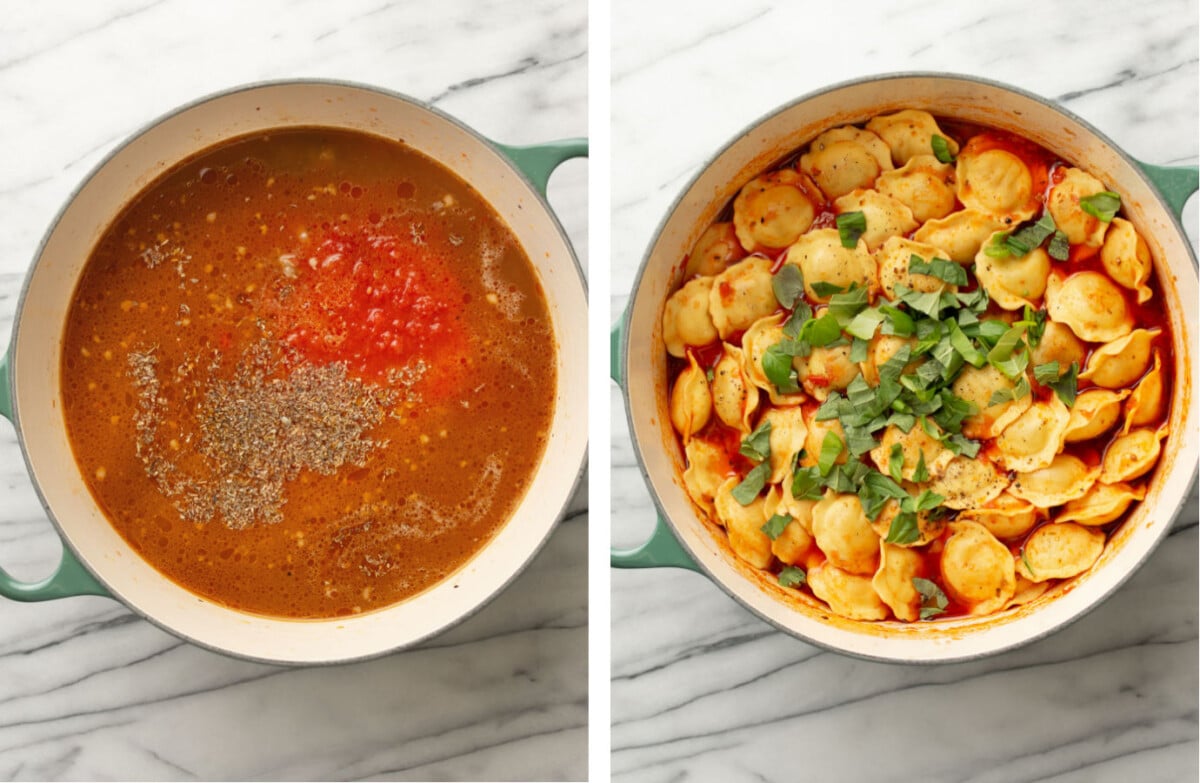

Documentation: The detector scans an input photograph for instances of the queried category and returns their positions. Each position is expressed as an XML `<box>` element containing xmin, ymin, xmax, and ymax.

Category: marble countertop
<box><xmin>0</xmin><ymin>1</ymin><xmax>586</xmax><ymax>780</ymax></box>
<box><xmin>610</xmin><ymin>1</ymin><xmax>1198</xmax><ymax>781</ymax></box>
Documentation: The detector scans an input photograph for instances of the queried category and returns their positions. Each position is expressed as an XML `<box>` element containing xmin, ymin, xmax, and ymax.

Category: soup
<box><xmin>61</xmin><ymin>128</ymin><xmax>556</xmax><ymax>619</ymax></box>
<box><xmin>662</xmin><ymin>110</ymin><xmax>1170</xmax><ymax>623</ymax></box>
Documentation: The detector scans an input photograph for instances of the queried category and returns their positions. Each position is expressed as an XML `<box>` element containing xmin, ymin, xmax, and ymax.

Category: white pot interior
<box><xmin>12</xmin><ymin>81</ymin><xmax>587</xmax><ymax>664</ymax></box>
<box><xmin>624</xmin><ymin>74</ymin><xmax>1198</xmax><ymax>661</ymax></box>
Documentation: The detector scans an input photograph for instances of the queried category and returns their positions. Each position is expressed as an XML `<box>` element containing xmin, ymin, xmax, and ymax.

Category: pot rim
<box><xmin>620</xmin><ymin>70</ymin><xmax>1198</xmax><ymax>663</ymax></box>
<box><xmin>7</xmin><ymin>77</ymin><xmax>587</xmax><ymax>666</ymax></box>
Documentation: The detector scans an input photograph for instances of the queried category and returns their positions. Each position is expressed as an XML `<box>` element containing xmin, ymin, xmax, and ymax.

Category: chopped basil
<box><xmin>987</xmin><ymin>324</ymin><xmax>1029</xmax><ymax>380</ymax></box>
<box><xmin>763</xmin><ymin>342</ymin><xmax>802</xmax><ymax>394</ymax></box>
<box><xmin>828</xmin><ymin>285</ymin><xmax>870</xmax><ymax>325</ymax></box>
<box><xmin>885</xmin><ymin>511</ymin><xmax>920</xmax><ymax>544</ymax></box>
<box><xmin>800</xmin><ymin>313</ymin><xmax>843</xmax><ymax>347</ymax></box>
<box><xmin>849</xmin><ymin>336</ymin><xmax>869</xmax><ymax>363</ymax></box>
<box><xmin>948</xmin><ymin>320</ymin><xmax>987</xmax><ymax>367</ymax></box>
<box><xmin>814</xmin><ymin>391</ymin><xmax>847</xmax><ymax>421</ymax></box>
<box><xmin>739</xmin><ymin>420</ymin><xmax>772</xmax><ymax>462</ymax></box>
<box><xmin>1008</xmin><ymin>212</ymin><xmax>1057</xmax><ymax>254</ymax></box>
<box><xmin>1079</xmin><ymin>191</ymin><xmax>1121</xmax><ymax>223</ymax></box>
<box><xmin>880</xmin><ymin>304</ymin><xmax>915</xmax><ymax>337</ymax></box>
<box><xmin>1048</xmin><ymin>229</ymin><xmax>1071</xmax><ymax>261</ymax></box>
<box><xmin>778</xmin><ymin>565</ymin><xmax>807</xmax><ymax>588</ymax></box>
<box><xmin>886</xmin><ymin>410</ymin><xmax>917</xmax><ymax>432</ymax></box>
<box><xmin>913</xmin><ymin>577</ymin><xmax>949</xmax><ymax>620</ymax></box>
<box><xmin>791</xmin><ymin>464</ymin><xmax>824</xmax><ymax>500</ymax></box>
<box><xmin>731</xmin><ymin>461</ymin><xmax>771</xmax><ymax>505</ymax></box>
<box><xmin>810</xmin><ymin>281</ymin><xmax>846</xmax><ymax>298</ymax></box>
<box><xmin>705</xmin><ymin>367</ymin><xmax>714</xmax><ymax>383</ymax></box>
<box><xmin>947</xmin><ymin>432</ymin><xmax>981</xmax><ymax>458</ymax></box>
<box><xmin>817</xmin><ymin>430</ymin><xmax>844</xmax><ymax>476</ymax></box>
<box><xmin>964</xmin><ymin>318</ymin><xmax>1012</xmax><ymax>349</ymax></box>
<box><xmin>846</xmin><ymin>307</ymin><xmax>886</xmax><ymax>340</ymax></box>
<box><xmin>772</xmin><ymin>264</ymin><xmax>806</xmax><ymax>309</ymax></box>
<box><xmin>1018</xmin><ymin>306</ymin><xmax>1047</xmax><ymax>347</ymax></box>
<box><xmin>1032</xmin><ymin>360</ymin><xmax>1062</xmax><ymax>385</ymax></box>
<box><xmin>988</xmin><ymin>375</ymin><xmax>1031</xmax><ymax>407</ymax></box>
<box><xmin>912</xmin><ymin>450</ymin><xmax>929</xmax><ymax>483</ymax></box>
<box><xmin>931</xmin><ymin>389</ymin><xmax>977</xmax><ymax>434</ymax></box>
<box><xmin>877</xmin><ymin>344</ymin><xmax>913</xmax><ymax>382</ymax></box>
<box><xmin>895</xmin><ymin>284</ymin><xmax>949</xmax><ymax>319</ymax></box>
<box><xmin>836</xmin><ymin>211</ymin><xmax>868</xmax><ymax>249</ymax></box>
<box><xmin>888</xmin><ymin>443</ymin><xmax>903</xmax><ymax>482</ymax></box>
<box><xmin>909</xmin><ymin>255</ymin><xmax>969</xmax><ymax>286</ymax></box>
<box><xmin>843</xmin><ymin>423</ymin><xmax>879</xmax><ymax>456</ymax></box>
<box><xmin>983</xmin><ymin>230</ymin><xmax>1014</xmax><ymax>258</ymax></box>
<box><xmin>782</xmin><ymin>301</ymin><xmax>814</xmax><ymax>339</ymax></box>
<box><xmin>931</xmin><ymin>134</ymin><xmax>956</xmax><ymax>164</ymax></box>
<box><xmin>1034</xmin><ymin>360</ymin><xmax>1079</xmax><ymax>407</ymax></box>
<box><xmin>761</xmin><ymin>513</ymin><xmax>792</xmax><ymax>540</ymax></box>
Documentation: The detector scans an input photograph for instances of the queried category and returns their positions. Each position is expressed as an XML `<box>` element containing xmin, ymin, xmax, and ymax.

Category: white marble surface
<box><xmin>0</xmin><ymin>1</ymin><xmax>586</xmax><ymax>780</ymax></box>
<box><xmin>611</xmin><ymin>1</ymin><xmax>1198</xmax><ymax>781</ymax></box>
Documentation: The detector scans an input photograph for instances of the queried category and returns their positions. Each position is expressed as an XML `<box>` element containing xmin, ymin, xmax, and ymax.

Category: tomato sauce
<box><xmin>61</xmin><ymin>128</ymin><xmax>557</xmax><ymax>618</ymax></box>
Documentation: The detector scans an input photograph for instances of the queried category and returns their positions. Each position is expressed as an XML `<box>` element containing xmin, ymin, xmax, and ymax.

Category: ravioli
<box><xmin>800</xmin><ymin>126</ymin><xmax>894</xmax><ymax>200</ymax></box>
<box><xmin>785</xmin><ymin>229</ymin><xmax>877</xmax><ymax>303</ymax></box>
<box><xmin>732</xmin><ymin>169</ymin><xmax>819</xmax><ymax>252</ymax></box>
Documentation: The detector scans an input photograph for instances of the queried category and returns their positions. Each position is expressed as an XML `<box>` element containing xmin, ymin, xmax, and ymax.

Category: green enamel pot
<box><xmin>613</xmin><ymin>72</ymin><xmax>1198</xmax><ymax>662</ymax></box>
<box><xmin>1</xmin><ymin>79</ymin><xmax>587</xmax><ymax>664</ymax></box>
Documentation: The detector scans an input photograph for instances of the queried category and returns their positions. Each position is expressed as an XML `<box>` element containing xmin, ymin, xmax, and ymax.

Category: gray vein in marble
<box><xmin>0</xmin><ymin>0</ymin><xmax>167</xmax><ymax>72</ymax></box>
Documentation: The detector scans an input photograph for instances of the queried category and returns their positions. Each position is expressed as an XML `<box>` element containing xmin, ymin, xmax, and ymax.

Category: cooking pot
<box><xmin>0</xmin><ymin>79</ymin><xmax>588</xmax><ymax>665</ymax></box>
<box><xmin>612</xmin><ymin>73</ymin><xmax>1197</xmax><ymax>662</ymax></box>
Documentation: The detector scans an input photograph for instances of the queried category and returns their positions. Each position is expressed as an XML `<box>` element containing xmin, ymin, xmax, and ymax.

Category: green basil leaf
<box><xmin>885</xmin><ymin>510</ymin><xmax>920</xmax><ymax>545</ymax></box>
<box><xmin>912</xmin><ymin>449</ymin><xmax>929</xmax><ymax>483</ymax></box>
<box><xmin>791</xmin><ymin>464</ymin><xmax>824</xmax><ymax>500</ymax></box>
<box><xmin>988</xmin><ymin>375</ymin><xmax>1031</xmax><ymax>407</ymax></box>
<box><xmin>846</xmin><ymin>307</ymin><xmax>886</xmax><ymax>340</ymax></box>
<box><xmin>946</xmin><ymin>432</ymin><xmax>981</xmax><ymax>458</ymax></box>
<box><xmin>1018</xmin><ymin>306</ymin><xmax>1047</xmax><ymax>347</ymax></box>
<box><xmin>966</xmin><ymin>318</ymin><xmax>1012</xmax><ymax>349</ymax></box>
<box><xmin>1079</xmin><ymin>191</ymin><xmax>1121</xmax><ymax>223</ymax></box>
<box><xmin>1048</xmin><ymin>229</ymin><xmax>1071</xmax><ymax>261</ymax></box>
<box><xmin>782</xmin><ymin>301</ymin><xmax>814</xmax><ymax>339</ymax></box>
<box><xmin>908</xmin><ymin>255</ymin><xmax>969</xmax><ymax>286</ymax></box>
<box><xmin>828</xmin><ymin>285</ymin><xmax>870</xmax><ymax>326</ymax></box>
<box><xmin>1007</xmin><ymin>212</ymin><xmax>1057</xmax><ymax>254</ymax></box>
<box><xmin>817</xmin><ymin>430</ymin><xmax>844</xmax><ymax>476</ymax></box>
<box><xmin>888</xmin><ymin>443</ymin><xmax>904</xmax><ymax>482</ymax></box>
<box><xmin>763</xmin><ymin>342</ymin><xmax>802</xmax><ymax>394</ymax></box>
<box><xmin>1032</xmin><ymin>361</ymin><xmax>1062</xmax><ymax>385</ymax></box>
<box><xmin>739</xmin><ymin>420</ymin><xmax>772</xmax><ymax>463</ymax></box>
<box><xmin>880</xmin><ymin>305</ymin><xmax>915</xmax><ymax>337</ymax></box>
<box><xmin>810</xmin><ymin>281</ymin><xmax>846</xmax><ymax>298</ymax></box>
<box><xmin>984</xmin><ymin>231</ymin><xmax>1013</xmax><ymax>258</ymax></box>
<box><xmin>877</xmin><ymin>344</ymin><xmax>913</xmax><ymax>383</ymax></box>
<box><xmin>913</xmin><ymin>577</ymin><xmax>949</xmax><ymax>620</ymax></box>
<box><xmin>948</xmin><ymin>320</ymin><xmax>987</xmax><ymax>367</ymax></box>
<box><xmin>836</xmin><ymin>211</ymin><xmax>867</xmax><ymax>249</ymax></box>
<box><xmin>931</xmin><ymin>390</ymin><xmax>977</xmax><ymax>434</ymax></box>
<box><xmin>886</xmin><ymin>410</ymin><xmax>917</xmax><ymax>432</ymax></box>
<box><xmin>895</xmin><ymin>284</ymin><xmax>948</xmax><ymax>319</ymax></box>
<box><xmin>1047</xmin><ymin>361</ymin><xmax>1079</xmax><ymax>407</ymax></box>
<box><xmin>761</xmin><ymin>513</ymin><xmax>792</xmax><ymax>540</ymax></box>
<box><xmin>931</xmin><ymin>134</ymin><xmax>955</xmax><ymax>164</ymax></box>
<box><xmin>800</xmin><ymin>313</ymin><xmax>843</xmax><ymax>347</ymax></box>
<box><xmin>778</xmin><ymin>565</ymin><xmax>807</xmax><ymax>588</ymax></box>
<box><xmin>772</xmin><ymin>264</ymin><xmax>806</xmax><ymax>309</ymax></box>
<box><xmin>987</xmin><ymin>324</ymin><xmax>1028</xmax><ymax>379</ymax></box>
<box><xmin>843</xmin><ymin>423</ymin><xmax>879</xmax><ymax>457</ymax></box>
<box><xmin>849</xmin><ymin>335</ymin><xmax>869</xmax><ymax>363</ymax></box>
<box><xmin>731</xmin><ymin>461</ymin><xmax>771</xmax><ymax>505</ymax></box>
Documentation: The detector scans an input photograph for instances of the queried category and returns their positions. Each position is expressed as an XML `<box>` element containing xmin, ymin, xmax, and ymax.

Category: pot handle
<box><xmin>1137</xmin><ymin>161</ymin><xmax>1198</xmax><ymax>221</ymax></box>
<box><xmin>495</xmin><ymin>139</ymin><xmax>588</xmax><ymax>197</ymax></box>
<box><xmin>608</xmin><ymin>316</ymin><xmax>701</xmax><ymax>571</ymax></box>
<box><xmin>0</xmin><ymin>352</ymin><xmax>109</xmax><ymax>600</ymax></box>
